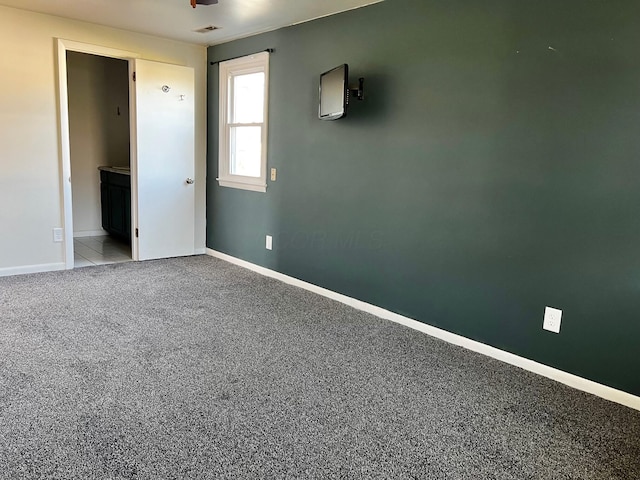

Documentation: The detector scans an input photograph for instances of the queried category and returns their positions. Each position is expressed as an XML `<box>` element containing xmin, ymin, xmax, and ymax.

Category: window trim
<box><xmin>218</xmin><ymin>51</ymin><xmax>269</xmax><ymax>193</ymax></box>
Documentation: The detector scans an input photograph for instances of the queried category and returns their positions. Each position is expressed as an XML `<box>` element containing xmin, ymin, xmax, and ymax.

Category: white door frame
<box><xmin>56</xmin><ymin>39</ymin><xmax>140</xmax><ymax>269</ymax></box>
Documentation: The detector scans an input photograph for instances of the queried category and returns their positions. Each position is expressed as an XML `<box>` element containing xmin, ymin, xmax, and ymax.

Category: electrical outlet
<box><xmin>53</xmin><ymin>228</ymin><xmax>64</xmax><ymax>243</ymax></box>
<box><xmin>543</xmin><ymin>306</ymin><xmax>562</xmax><ymax>333</ymax></box>
<box><xmin>270</xmin><ymin>168</ymin><xmax>277</xmax><ymax>181</ymax></box>
<box><xmin>266</xmin><ymin>235</ymin><xmax>273</xmax><ymax>250</ymax></box>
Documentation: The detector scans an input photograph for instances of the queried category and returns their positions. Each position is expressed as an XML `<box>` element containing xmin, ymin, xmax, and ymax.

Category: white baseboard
<box><xmin>73</xmin><ymin>230</ymin><xmax>107</xmax><ymax>238</ymax></box>
<box><xmin>0</xmin><ymin>262</ymin><xmax>66</xmax><ymax>278</ymax></box>
<box><xmin>206</xmin><ymin>248</ymin><xmax>640</xmax><ymax>412</ymax></box>
<box><xmin>194</xmin><ymin>247</ymin><xmax>206</xmax><ymax>255</ymax></box>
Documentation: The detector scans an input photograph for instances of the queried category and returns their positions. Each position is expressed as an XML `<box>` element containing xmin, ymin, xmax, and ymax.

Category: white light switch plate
<box><xmin>270</xmin><ymin>168</ymin><xmax>277</xmax><ymax>181</ymax></box>
<box><xmin>266</xmin><ymin>235</ymin><xmax>272</xmax><ymax>250</ymax></box>
<box><xmin>543</xmin><ymin>306</ymin><xmax>562</xmax><ymax>333</ymax></box>
<box><xmin>53</xmin><ymin>227</ymin><xmax>64</xmax><ymax>243</ymax></box>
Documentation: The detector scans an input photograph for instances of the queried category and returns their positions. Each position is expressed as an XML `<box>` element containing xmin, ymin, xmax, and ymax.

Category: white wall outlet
<box><xmin>266</xmin><ymin>235</ymin><xmax>273</xmax><ymax>250</ymax></box>
<box><xmin>53</xmin><ymin>227</ymin><xmax>64</xmax><ymax>243</ymax></box>
<box><xmin>270</xmin><ymin>168</ymin><xmax>277</xmax><ymax>181</ymax></box>
<box><xmin>543</xmin><ymin>306</ymin><xmax>562</xmax><ymax>333</ymax></box>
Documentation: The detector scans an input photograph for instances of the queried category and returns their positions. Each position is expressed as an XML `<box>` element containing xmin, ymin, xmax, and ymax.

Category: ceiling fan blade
<box><xmin>191</xmin><ymin>0</ymin><xmax>218</xmax><ymax>7</ymax></box>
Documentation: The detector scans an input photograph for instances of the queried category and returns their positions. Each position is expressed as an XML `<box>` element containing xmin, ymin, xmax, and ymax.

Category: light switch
<box><xmin>53</xmin><ymin>228</ymin><xmax>64</xmax><ymax>243</ymax></box>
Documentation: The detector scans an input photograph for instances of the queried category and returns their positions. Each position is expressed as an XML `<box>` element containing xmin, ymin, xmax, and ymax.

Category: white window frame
<box><xmin>218</xmin><ymin>51</ymin><xmax>269</xmax><ymax>192</ymax></box>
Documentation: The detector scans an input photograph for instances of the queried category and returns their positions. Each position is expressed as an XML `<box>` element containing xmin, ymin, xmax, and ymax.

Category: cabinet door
<box><xmin>123</xmin><ymin>187</ymin><xmax>131</xmax><ymax>239</ymax></box>
<box><xmin>100</xmin><ymin>182</ymin><xmax>110</xmax><ymax>231</ymax></box>
<box><xmin>108</xmin><ymin>184</ymin><xmax>127</xmax><ymax>237</ymax></box>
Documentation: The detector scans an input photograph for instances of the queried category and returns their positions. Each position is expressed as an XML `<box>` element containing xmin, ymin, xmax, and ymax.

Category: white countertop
<box><xmin>98</xmin><ymin>166</ymin><xmax>130</xmax><ymax>175</ymax></box>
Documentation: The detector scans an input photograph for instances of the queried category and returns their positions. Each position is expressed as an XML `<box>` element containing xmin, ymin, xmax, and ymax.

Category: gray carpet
<box><xmin>0</xmin><ymin>256</ymin><xmax>638</xmax><ymax>479</ymax></box>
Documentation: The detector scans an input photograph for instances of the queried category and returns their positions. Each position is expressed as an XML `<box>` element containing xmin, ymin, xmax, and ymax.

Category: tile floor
<box><xmin>74</xmin><ymin>235</ymin><xmax>132</xmax><ymax>268</ymax></box>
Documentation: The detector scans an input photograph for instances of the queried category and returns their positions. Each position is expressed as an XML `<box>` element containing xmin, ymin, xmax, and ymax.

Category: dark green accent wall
<box><xmin>207</xmin><ymin>0</ymin><xmax>640</xmax><ymax>396</ymax></box>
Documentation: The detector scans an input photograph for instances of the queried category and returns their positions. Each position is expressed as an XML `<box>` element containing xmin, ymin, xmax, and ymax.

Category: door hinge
<box><xmin>133</xmin><ymin>72</ymin><xmax>136</xmax><ymax>82</ymax></box>
<box><xmin>135</xmin><ymin>228</ymin><xmax>139</xmax><ymax>238</ymax></box>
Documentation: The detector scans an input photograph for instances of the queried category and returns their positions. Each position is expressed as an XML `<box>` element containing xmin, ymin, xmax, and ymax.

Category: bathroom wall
<box><xmin>67</xmin><ymin>52</ymin><xmax>129</xmax><ymax>237</ymax></box>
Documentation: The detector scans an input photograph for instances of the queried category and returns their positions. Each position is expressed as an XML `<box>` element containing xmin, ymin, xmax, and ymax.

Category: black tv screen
<box><xmin>319</xmin><ymin>64</ymin><xmax>348</xmax><ymax>120</ymax></box>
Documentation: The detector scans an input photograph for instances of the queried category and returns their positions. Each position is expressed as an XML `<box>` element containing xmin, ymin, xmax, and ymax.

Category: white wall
<box><xmin>68</xmin><ymin>52</ymin><xmax>129</xmax><ymax>236</ymax></box>
<box><xmin>0</xmin><ymin>5</ymin><xmax>207</xmax><ymax>273</ymax></box>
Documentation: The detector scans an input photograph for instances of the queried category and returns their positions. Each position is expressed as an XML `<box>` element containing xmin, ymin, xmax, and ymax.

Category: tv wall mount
<box><xmin>348</xmin><ymin>78</ymin><xmax>365</xmax><ymax>103</ymax></box>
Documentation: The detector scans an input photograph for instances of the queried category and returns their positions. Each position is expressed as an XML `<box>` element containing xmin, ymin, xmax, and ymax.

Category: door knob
<box><xmin>186</xmin><ymin>178</ymin><xmax>194</xmax><ymax>185</ymax></box>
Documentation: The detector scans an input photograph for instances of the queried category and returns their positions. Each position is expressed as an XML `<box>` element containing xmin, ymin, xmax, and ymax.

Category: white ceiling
<box><xmin>0</xmin><ymin>0</ymin><xmax>383</xmax><ymax>46</ymax></box>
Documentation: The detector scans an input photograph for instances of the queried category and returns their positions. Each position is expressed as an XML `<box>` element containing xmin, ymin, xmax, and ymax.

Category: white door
<box><xmin>132</xmin><ymin>59</ymin><xmax>195</xmax><ymax>261</ymax></box>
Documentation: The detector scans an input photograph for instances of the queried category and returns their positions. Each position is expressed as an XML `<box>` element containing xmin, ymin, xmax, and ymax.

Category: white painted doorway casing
<box><xmin>57</xmin><ymin>39</ymin><xmax>139</xmax><ymax>269</ymax></box>
<box><xmin>131</xmin><ymin>60</ymin><xmax>195</xmax><ymax>261</ymax></box>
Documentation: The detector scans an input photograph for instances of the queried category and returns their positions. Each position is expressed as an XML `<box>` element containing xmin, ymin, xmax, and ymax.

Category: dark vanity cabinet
<box><xmin>99</xmin><ymin>168</ymin><xmax>131</xmax><ymax>242</ymax></box>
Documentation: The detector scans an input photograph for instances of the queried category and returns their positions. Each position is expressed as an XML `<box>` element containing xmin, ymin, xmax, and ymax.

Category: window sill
<box><xmin>217</xmin><ymin>178</ymin><xmax>267</xmax><ymax>193</ymax></box>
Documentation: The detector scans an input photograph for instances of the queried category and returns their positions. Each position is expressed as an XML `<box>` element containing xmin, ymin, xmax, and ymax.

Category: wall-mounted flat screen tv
<box><xmin>319</xmin><ymin>64</ymin><xmax>348</xmax><ymax>120</ymax></box>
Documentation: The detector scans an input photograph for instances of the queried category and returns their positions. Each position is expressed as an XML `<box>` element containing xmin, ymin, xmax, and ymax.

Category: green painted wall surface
<box><xmin>207</xmin><ymin>0</ymin><xmax>640</xmax><ymax>396</ymax></box>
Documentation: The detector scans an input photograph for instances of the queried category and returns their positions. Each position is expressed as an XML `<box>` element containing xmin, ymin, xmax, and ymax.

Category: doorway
<box><xmin>57</xmin><ymin>39</ymin><xmax>196</xmax><ymax>269</ymax></box>
<box><xmin>66</xmin><ymin>51</ymin><xmax>132</xmax><ymax>267</ymax></box>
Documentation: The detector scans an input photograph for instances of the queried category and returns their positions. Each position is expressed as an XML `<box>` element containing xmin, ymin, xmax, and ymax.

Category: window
<box><xmin>218</xmin><ymin>51</ymin><xmax>269</xmax><ymax>192</ymax></box>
